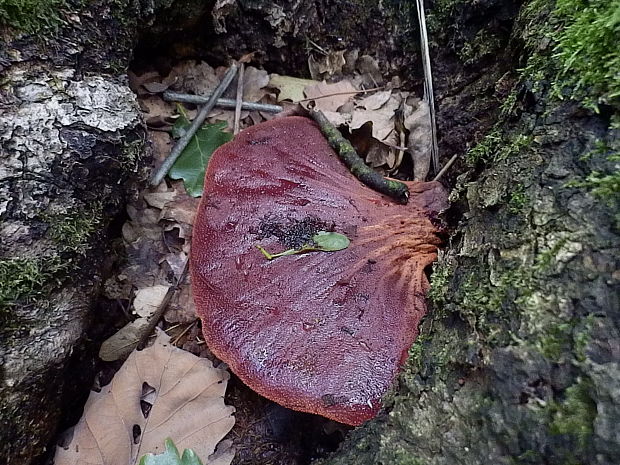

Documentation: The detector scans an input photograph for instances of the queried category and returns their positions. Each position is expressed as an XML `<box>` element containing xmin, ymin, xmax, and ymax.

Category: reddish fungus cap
<box><xmin>191</xmin><ymin>116</ymin><xmax>447</xmax><ymax>426</ymax></box>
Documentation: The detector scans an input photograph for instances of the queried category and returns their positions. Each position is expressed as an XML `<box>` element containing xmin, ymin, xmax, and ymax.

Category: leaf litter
<box><xmin>74</xmin><ymin>47</ymin><xmax>433</xmax><ymax>464</ymax></box>
<box><xmin>55</xmin><ymin>331</ymin><xmax>235</xmax><ymax>465</ymax></box>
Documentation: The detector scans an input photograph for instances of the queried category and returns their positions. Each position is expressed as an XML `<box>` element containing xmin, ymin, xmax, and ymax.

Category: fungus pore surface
<box><xmin>191</xmin><ymin>116</ymin><xmax>447</xmax><ymax>425</ymax></box>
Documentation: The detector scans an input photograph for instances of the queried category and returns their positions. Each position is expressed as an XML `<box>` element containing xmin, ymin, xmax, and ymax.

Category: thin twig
<box><xmin>306</xmin><ymin>37</ymin><xmax>329</xmax><ymax>55</ymax></box>
<box><xmin>163</xmin><ymin>91</ymin><xmax>282</xmax><ymax>113</ymax></box>
<box><xmin>137</xmin><ymin>259</ymin><xmax>190</xmax><ymax>349</ymax></box>
<box><xmin>170</xmin><ymin>320</ymin><xmax>197</xmax><ymax>346</ymax></box>
<box><xmin>433</xmin><ymin>154</ymin><xmax>458</xmax><ymax>182</ymax></box>
<box><xmin>416</xmin><ymin>0</ymin><xmax>439</xmax><ymax>174</ymax></box>
<box><xmin>310</xmin><ymin>109</ymin><xmax>410</xmax><ymax>204</ymax></box>
<box><xmin>295</xmin><ymin>86</ymin><xmax>385</xmax><ymax>103</ymax></box>
<box><xmin>150</xmin><ymin>64</ymin><xmax>239</xmax><ymax>186</ymax></box>
<box><xmin>234</xmin><ymin>63</ymin><xmax>245</xmax><ymax>135</ymax></box>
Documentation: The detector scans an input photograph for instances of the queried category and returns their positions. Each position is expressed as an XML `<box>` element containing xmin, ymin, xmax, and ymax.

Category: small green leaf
<box><xmin>139</xmin><ymin>438</ymin><xmax>204</xmax><ymax>465</ymax></box>
<box><xmin>169</xmin><ymin>106</ymin><xmax>233</xmax><ymax>197</ymax></box>
<box><xmin>256</xmin><ymin>231</ymin><xmax>350</xmax><ymax>260</ymax></box>
<box><xmin>312</xmin><ymin>231</ymin><xmax>350</xmax><ymax>251</ymax></box>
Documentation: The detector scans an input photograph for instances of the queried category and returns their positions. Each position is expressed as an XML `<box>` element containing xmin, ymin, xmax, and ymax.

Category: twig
<box><xmin>150</xmin><ymin>64</ymin><xmax>239</xmax><ymax>186</ymax></box>
<box><xmin>163</xmin><ymin>91</ymin><xmax>282</xmax><ymax>113</ymax></box>
<box><xmin>295</xmin><ymin>86</ymin><xmax>385</xmax><ymax>103</ymax></box>
<box><xmin>416</xmin><ymin>0</ymin><xmax>439</xmax><ymax>174</ymax></box>
<box><xmin>433</xmin><ymin>154</ymin><xmax>458</xmax><ymax>182</ymax></box>
<box><xmin>234</xmin><ymin>63</ymin><xmax>245</xmax><ymax>135</ymax></box>
<box><xmin>137</xmin><ymin>259</ymin><xmax>189</xmax><ymax>349</ymax></box>
<box><xmin>170</xmin><ymin>320</ymin><xmax>197</xmax><ymax>346</ymax></box>
<box><xmin>309</xmin><ymin>109</ymin><xmax>410</xmax><ymax>204</ymax></box>
<box><xmin>306</xmin><ymin>37</ymin><xmax>329</xmax><ymax>55</ymax></box>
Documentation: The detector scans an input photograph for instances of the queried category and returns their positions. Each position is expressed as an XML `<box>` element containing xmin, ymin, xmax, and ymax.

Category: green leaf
<box><xmin>139</xmin><ymin>438</ymin><xmax>204</xmax><ymax>465</ymax></box>
<box><xmin>169</xmin><ymin>107</ymin><xmax>233</xmax><ymax>197</ymax></box>
<box><xmin>312</xmin><ymin>231</ymin><xmax>350</xmax><ymax>251</ymax></box>
<box><xmin>256</xmin><ymin>231</ymin><xmax>350</xmax><ymax>260</ymax></box>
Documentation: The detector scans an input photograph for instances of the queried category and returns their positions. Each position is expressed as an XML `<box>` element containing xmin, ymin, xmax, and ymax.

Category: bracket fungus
<box><xmin>191</xmin><ymin>116</ymin><xmax>447</xmax><ymax>426</ymax></box>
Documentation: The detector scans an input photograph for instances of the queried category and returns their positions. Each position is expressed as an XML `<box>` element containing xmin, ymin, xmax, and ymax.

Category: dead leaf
<box><xmin>321</xmin><ymin>110</ymin><xmax>350</xmax><ymax>127</ymax></box>
<box><xmin>350</xmin><ymin>94</ymin><xmax>400</xmax><ymax>141</ymax></box>
<box><xmin>357</xmin><ymin>90</ymin><xmax>392</xmax><ymax>110</ymax></box>
<box><xmin>128</xmin><ymin>70</ymin><xmax>160</xmax><ymax>96</ymax></box>
<box><xmin>269</xmin><ymin>74</ymin><xmax>317</xmax><ymax>102</ymax></box>
<box><xmin>302</xmin><ymin>80</ymin><xmax>358</xmax><ymax>112</ymax></box>
<box><xmin>366</xmin><ymin>139</ymin><xmax>392</xmax><ymax>168</ymax></box>
<box><xmin>98</xmin><ymin>318</ymin><xmax>152</xmax><ymax>362</ymax></box>
<box><xmin>133</xmin><ymin>285</ymin><xmax>170</xmax><ymax>318</ymax></box>
<box><xmin>170</xmin><ymin>61</ymin><xmax>220</xmax><ymax>96</ymax></box>
<box><xmin>356</xmin><ymin>55</ymin><xmax>383</xmax><ymax>87</ymax></box>
<box><xmin>240</xmin><ymin>66</ymin><xmax>270</xmax><ymax>102</ymax></box>
<box><xmin>56</xmin><ymin>331</ymin><xmax>235</xmax><ymax>465</ymax></box>
<box><xmin>404</xmin><ymin>99</ymin><xmax>432</xmax><ymax>181</ymax></box>
<box><xmin>143</xmin><ymin>81</ymin><xmax>171</xmax><ymax>94</ymax></box>
<box><xmin>144</xmin><ymin>191</ymin><xmax>176</xmax><ymax>210</ymax></box>
<box><xmin>161</xmin><ymin>194</ymin><xmax>200</xmax><ymax>226</ymax></box>
<box><xmin>308</xmin><ymin>50</ymin><xmax>346</xmax><ymax>80</ymax></box>
<box><xmin>98</xmin><ymin>285</ymin><xmax>171</xmax><ymax>361</ymax></box>
<box><xmin>165</xmin><ymin>281</ymin><xmax>197</xmax><ymax>324</ymax></box>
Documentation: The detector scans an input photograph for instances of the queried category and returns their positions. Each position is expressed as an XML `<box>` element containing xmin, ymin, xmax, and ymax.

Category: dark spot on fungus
<box><xmin>191</xmin><ymin>117</ymin><xmax>447</xmax><ymax>426</ymax></box>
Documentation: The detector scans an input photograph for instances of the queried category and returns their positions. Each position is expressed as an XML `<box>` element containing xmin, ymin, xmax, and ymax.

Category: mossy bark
<box><xmin>0</xmin><ymin>1</ymin><xmax>164</xmax><ymax>463</ymax></box>
<box><xmin>321</xmin><ymin>0</ymin><xmax>620</xmax><ymax>464</ymax></box>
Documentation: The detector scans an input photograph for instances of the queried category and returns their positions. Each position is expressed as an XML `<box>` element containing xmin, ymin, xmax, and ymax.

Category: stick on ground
<box><xmin>150</xmin><ymin>63</ymin><xmax>239</xmax><ymax>186</ymax></box>
<box><xmin>309</xmin><ymin>109</ymin><xmax>410</xmax><ymax>204</ymax></box>
<box><xmin>234</xmin><ymin>63</ymin><xmax>245</xmax><ymax>135</ymax></box>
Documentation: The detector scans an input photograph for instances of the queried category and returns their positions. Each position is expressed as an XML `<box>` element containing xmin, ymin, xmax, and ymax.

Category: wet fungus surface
<box><xmin>191</xmin><ymin>116</ymin><xmax>447</xmax><ymax>426</ymax></box>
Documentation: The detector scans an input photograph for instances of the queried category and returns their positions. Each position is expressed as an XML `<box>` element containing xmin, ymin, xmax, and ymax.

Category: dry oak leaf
<box><xmin>268</xmin><ymin>74</ymin><xmax>318</xmax><ymax>102</ymax></box>
<box><xmin>98</xmin><ymin>285</ymin><xmax>171</xmax><ymax>361</ymax></box>
<box><xmin>350</xmin><ymin>94</ymin><xmax>401</xmax><ymax>141</ymax></box>
<box><xmin>302</xmin><ymin>80</ymin><xmax>358</xmax><ymax>113</ymax></box>
<box><xmin>56</xmin><ymin>331</ymin><xmax>235</xmax><ymax>465</ymax></box>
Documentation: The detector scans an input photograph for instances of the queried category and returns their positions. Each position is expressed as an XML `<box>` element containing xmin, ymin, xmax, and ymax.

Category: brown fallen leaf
<box><xmin>302</xmin><ymin>80</ymin><xmax>358</xmax><ymax>112</ymax></box>
<box><xmin>357</xmin><ymin>90</ymin><xmax>392</xmax><ymax>110</ymax></box>
<box><xmin>356</xmin><ymin>54</ymin><xmax>383</xmax><ymax>87</ymax></box>
<box><xmin>170</xmin><ymin>60</ymin><xmax>220</xmax><ymax>96</ymax></box>
<box><xmin>350</xmin><ymin>94</ymin><xmax>400</xmax><ymax>141</ymax></box>
<box><xmin>224</xmin><ymin>66</ymin><xmax>269</xmax><ymax>102</ymax></box>
<box><xmin>133</xmin><ymin>285</ymin><xmax>170</xmax><ymax>318</ymax></box>
<box><xmin>165</xmin><ymin>279</ymin><xmax>197</xmax><ymax>324</ymax></box>
<box><xmin>56</xmin><ymin>331</ymin><xmax>235</xmax><ymax>465</ymax></box>
<box><xmin>98</xmin><ymin>285</ymin><xmax>171</xmax><ymax>361</ymax></box>
<box><xmin>308</xmin><ymin>50</ymin><xmax>346</xmax><ymax>80</ymax></box>
<box><xmin>404</xmin><ymin>99</ymin><xmax>432</xmax><ymax>181</ymax></box>
<box><xmin>268</xmin><ymin>74</ymin><xmax>318</xmax><ymax>102</ymax></box>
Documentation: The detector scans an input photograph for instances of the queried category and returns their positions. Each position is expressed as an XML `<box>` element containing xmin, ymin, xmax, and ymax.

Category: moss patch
<box><xmin>0</xmin><ymin>257</ymin><xmax>65</xmax><ymax>313</ymax></box>
<box><xmin>549</xmin><ymin>377</ymin><xmax>597</xmax><ymax>450</ymax></box>
<box><xmin>0</xmin><ymin>0</ymin><xmax>67</xmax><ymax>34</ymax></box>
<box><xmin>520</xmin><ymin>0</ymin><xmax>620</xmax><ymax>111</ymax></box>
<box><xmin>44</xmin><ymin>202</ymin><xmax>102</xmax><ymax>254</ymax></box>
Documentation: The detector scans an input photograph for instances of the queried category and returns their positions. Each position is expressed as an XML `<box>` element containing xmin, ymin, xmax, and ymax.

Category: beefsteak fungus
<box><xmin>191</xmin><ymin>116</ymin><xmax>447</xmax><ymax>426</ymax></box>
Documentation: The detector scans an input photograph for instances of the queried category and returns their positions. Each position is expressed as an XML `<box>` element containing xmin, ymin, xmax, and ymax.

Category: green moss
<box><xmin>519</xmin><ymin>0</ymin><xmax>620</xmax><ymax>111</ymax></box>
<box><xmin>0</xmin><ymin>257</ymin><xmax>65</xmax><ymax>313</ymax></box>
<box><xmin>458</xmin><ymin>28</ymin><xmax>502</xmax><ymax>65</ymax></box>
<box><xmin>428</xmin><ymin>259</ymin><xmax>453</xmax><ymax>305</ymax></box>
<box><xmin>466</xmin><ymin>129</ymin><xmax>502</xmax><ymax>165</ymax></box>
<box><xmin>567</xmin><ymin>143</ymin><xmax>620</xmax><ymax>205</ymax></box>
<box><xmin>0</xmin><ymin>0</ymin><xmax>67</xmax><ymax>33</ymax></box>
<box><xmin>552</xmin><ymin>0</ymin><xmax>620</xmax><ymax>110</ymax></box>
<box><xmin>549</xmin><ymin>377</ymin><xmax>597</xmax><ymax>450</ymax></box>
<box><xmin>44</xmin><ymin>202</ymin><xmax>102</xmax><ymax>254</ymax></box>
<box><xmin>508</xmin><ymin>184</ymin><xmax>530</xmax><ymax>213</ymax></box>
<box><xmin>466</xmin><ymin>128</ymin><xmax>532</xmax><ymax>166</ymax></box>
